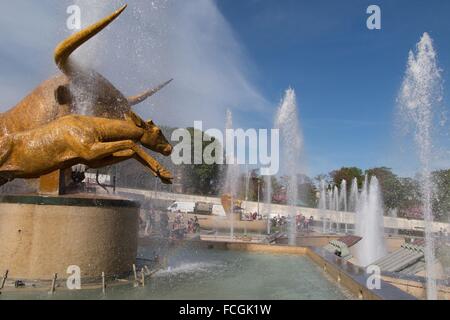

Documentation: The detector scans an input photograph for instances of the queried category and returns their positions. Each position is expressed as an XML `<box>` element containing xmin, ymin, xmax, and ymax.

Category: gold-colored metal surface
<box><xmin>39</xmin><ymin>169</ymin><xmax>72</xmax><ymax>195</ymax></box>
<box><xmin>0</xmin><ymin>4</ymin><xmax>174</xmax><ymax>188</ymax></box>
<box><xmin>54</xmin><ymin>5</ymin><xmax>128</xmax><ymax>74</ymax></box>
<box><xmin>0</xmin><ymin>115</ymin><xmax>172</xmax><ymax>185</ymax></box>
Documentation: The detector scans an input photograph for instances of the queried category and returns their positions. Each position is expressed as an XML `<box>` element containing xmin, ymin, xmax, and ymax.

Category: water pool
<box><xmin>1</xmin><ymin>246</ymin><xmax>350</xmax><ymax>300</ymax></box>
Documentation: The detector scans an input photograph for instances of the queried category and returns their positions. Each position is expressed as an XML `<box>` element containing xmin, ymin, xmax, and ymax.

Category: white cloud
<box><xmin>1</xmin><ymin>0</ymin><xmax>269</xmax><ymax>132</ymax></box>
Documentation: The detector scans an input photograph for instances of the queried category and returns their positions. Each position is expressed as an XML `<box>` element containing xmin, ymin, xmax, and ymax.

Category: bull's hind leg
<box><xmin>0</xmin><ymin>136</ymin><xmax>12</xmax><ymax>167</ymax></box>
<box><xmin>0</xmin><ymin>136</ymin><xmax>19</xmax><ymax>186</ymax></box>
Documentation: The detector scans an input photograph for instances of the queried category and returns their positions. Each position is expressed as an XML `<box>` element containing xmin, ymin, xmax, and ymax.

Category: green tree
<box><xmin>182</xmin><ymin>127</ymin><xmax>222</xmax><ymax>195</ymax></box>
<box><xmin>296</xmin><ymin>174</ymin><xmax>317</xmax><ymax>207</ymax></box>
<box><xmin>396</xmin><ymin>177</ymin><xmax>421</xmax><ymax>217</ymax></box>
<box><xmin>271</xmin><ymin>176</ymin><xmax>284</xmax><ymax>204</ymax></box>
<box><xmin>272</xmin><ymin>174</ymin><xmax>317</xmax><ymax>207</ymax></box>
<box><xmin>236</xmin><ymin>169</ymin><xmax>261</xmax><ymax>201</ymax></box>
<box><xmin>114</xmin><ymin>126</ymin><xmax>222</xmax><ymax>196</ymax></box>
<box><xmin>365</xmin><ymin>167</ymin><xmax>404</xmax><ymax>211</ymax></box>
<box><xmin>329</xmin><ymin>167</ymin><xmax>363</xmax><ymax>187</ymax></box>
<box><xmin>432</xmin><ymin>169</ymin><xmax>450</xmax><ymax>222</ymax></box>
<box><xmin>314</xmin><ymin>173</ymin><xmax>331</xmax><ymax>186</ymax></box>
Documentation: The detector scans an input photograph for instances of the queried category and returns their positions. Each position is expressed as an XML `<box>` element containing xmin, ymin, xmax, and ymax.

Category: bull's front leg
<box><xmin>84</xmin><ymin>152</ymin><xmax>159</xmax><ymax>177</ymax></box>
<box><xmin>84</xmin><ymin>141</ymin><xmax>172</xmax><ymax>184</ymax></box>
<box><xmin>130</xmin><ymin>146</ymin><xmax>173</xmax><ymax>184</ymax></box>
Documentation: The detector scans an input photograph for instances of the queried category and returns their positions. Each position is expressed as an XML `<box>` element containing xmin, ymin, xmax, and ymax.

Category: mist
<box><xmin>0</xmin><ymin>0</ymin><xmax>269</xmax><ymax>131</ymax></box>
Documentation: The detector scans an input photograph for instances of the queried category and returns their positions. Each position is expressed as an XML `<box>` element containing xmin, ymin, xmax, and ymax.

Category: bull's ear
<box><xmin>126</xmin><ymin>111</ymin><xmax>145</xmax><ymax>127</ymax></box>
<box><xmin>54</xmin><ymin>85</ymin><xmax>71</xmax><ymax>105</ymax></box>
<box><xmin>146</xmin><ymin>119</ymin><xmax>155</xmax><ymax>126</ymax></box>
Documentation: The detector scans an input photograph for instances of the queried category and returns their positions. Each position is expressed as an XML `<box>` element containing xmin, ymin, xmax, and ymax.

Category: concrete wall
<box><xmin>168</xmin><ymin>212</ymin><xmax>268</xmax><ymax>232</ymax></box>
<box><xmin>197</xmin><ymin>241</ymin><xmax>414</xmax><ymax>300</ymax></box>
<box><xmin>0</xmin><ymin>202</ymin><xmax>138</xmax><ymax>280</ymax></box>
<box><xmin>278</xmin><ymin>235</ymin><xmax>340</xmax><ymax>247</ymax></box>
<box><xmin>120</xmin><ymin>188</ymin><xmax>450</xmax><ymax>233</ymax></box>
<box><xmin>382</xmin><ymin>275</ymin><xmax>450</xmax><ymax>300</ymax></box>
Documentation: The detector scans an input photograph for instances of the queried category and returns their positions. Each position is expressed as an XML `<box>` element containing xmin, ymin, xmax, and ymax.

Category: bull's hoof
<box><xmin>160</xmin><ymin>177</ymin><xmax>173</xmax><ymax>185</ymax></box>
<box><xmin>158</xmin><ymin>169</ymin><xmax>173</xmax><ymax>184</ymax></box>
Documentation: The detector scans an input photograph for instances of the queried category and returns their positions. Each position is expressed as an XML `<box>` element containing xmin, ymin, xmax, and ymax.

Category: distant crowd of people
<box><xmin>271</xmin><ymin>213</ymin><xmax>314</xmax><ymax>232</ymax></box>
<box><xmin>140</xmin><ymin>206</ymin><xmax>318</xmax><ymax>239</ymax></box>
<box><xmin>438</xmin><ymin>228</ymin><xmax>449</xmax><ymax>239</ymax></box>
<box><xmin>140</xmin><ymin>208</ymin><xmax>201</xmax><ymax>240</ymax></box>
<box><xmin>170</xmin><ymin>213</ymin><xmax>200</xmax><ymax>240</ymax></box>
<box><xmin>242</xmin><ymin>211</ymin><xmax>263</xmax><ymax>221</ymax></box>
<box><xmin>296</xmin><ymin>214</ymin><xmax>314</xmax><ymax>231</ymax></box>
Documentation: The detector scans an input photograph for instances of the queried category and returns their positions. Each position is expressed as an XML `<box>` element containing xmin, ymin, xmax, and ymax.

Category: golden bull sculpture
<box><xmin>0</xmin><ymin>5</ymin><xmax>174</xmax><ymax>187</ymax></box>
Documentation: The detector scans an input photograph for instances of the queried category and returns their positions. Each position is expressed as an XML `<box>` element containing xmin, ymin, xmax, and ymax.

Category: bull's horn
<box><xmin>54</xmin><ymin>4</ymin><xmax>127</xmax><ymax>74</ymax></box>
<box><xmin>128</xmin><ymin>79</ymin><xmax>173</xmax><ymax>106</ymax></box>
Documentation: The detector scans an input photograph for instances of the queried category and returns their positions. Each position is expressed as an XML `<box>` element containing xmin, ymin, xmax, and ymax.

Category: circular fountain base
<box><xmin>0</xmin><ymin>194</ymin><xmax>139</xmax><ymax>281</ymax></box>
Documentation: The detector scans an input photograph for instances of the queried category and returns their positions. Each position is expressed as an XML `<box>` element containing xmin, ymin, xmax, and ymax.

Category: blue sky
<box><xmin>1</xmin><ymin>0</ymin><xmax>449</xmax><ymax>178</ymax></box>
<box><xmin>215</xmin><ymin>0</ymin><xmax>450</xmax><ymax>177</ymax></box>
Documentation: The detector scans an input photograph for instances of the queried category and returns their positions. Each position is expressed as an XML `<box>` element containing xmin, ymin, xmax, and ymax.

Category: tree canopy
<box><xmin>330</xmin><ymin>167</ymin><xmax>363</xmax><ymax>187</ymax></box>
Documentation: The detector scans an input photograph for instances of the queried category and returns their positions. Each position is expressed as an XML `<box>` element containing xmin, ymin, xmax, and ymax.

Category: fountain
<box><xmin>275</xmin><ymin>88</ymin><xmax>304</xmax><ymax>245</ymax></box>
<box><xmin>388</xmin><ymin>208</ymin><xmax>399</xmax><ymax>235</ymax></box>
<box><xmin>317</xmin><ymin>180</ymin><xmax>351</xmax><ymax>234</ymax></box>
<box><xmin>318</xmin><ymin>180</ymin><xmax>327</xmax><ymax>233</ymax></box>
<box><xmin>223</xmin><ymin>109</ymin><xmax>240</xmax><ymax>239</ymax></box>
<box><xmin>397</xmin><ymin>32</ymin><xmax>443</xmax><ymax>300</ymax></box>
<box><xmin>0</xmin><ymin>5</ymin><xmax>173</xmax><ymax>283</ymax></box>
<box><xmin>327</xmin><ymin>188</ymin><xmax>332</xmax><ymax>210</ymax></box>
<box><xmin>339</xmin><ymin>180</ymin><xmax>348</xmax><ymax>232</ymax></box>
<box><xmin>354</xmin><ymin>176</ymin><xmax>386</xmax><ymax>266</ymax></box>
<box><xmin>244</xmin><ymin>167</ymin><xmax>251</xmax><ymax>201</ymax></box>
<box><xmin>349</xmin><ymin>177</ymin><xmax>359</xmax><ymax>212</ymax></box>
<box><xmin>1</xmin><ymin>1</ymin><xmax>425</xmax><ymax>303</ymax></box>
<box><xmin>264</xmin><ymin>174</ymin><xmax>272</xmax><ymax>234</ymax></box>
<box><xmin>339</xmin><ymin>180</ymin><xmax>347</xmax><ymax>212</ymax></box>
<box><xmin>334</xmin><ymin>186</ymin><xmax>340</xmax><ymax>232</ymax></box>
<box><xmin>327</xmin><ymin>188</ymin><xmax>334</xmax><ymax>232</ymax></box>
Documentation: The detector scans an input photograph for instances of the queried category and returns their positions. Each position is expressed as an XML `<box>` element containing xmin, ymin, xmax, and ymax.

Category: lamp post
<box><xmin>245</xmin><ymin>170</ymin><xmax>250</xmax><ymax>202</ymax></box>
<box><xmin>264</xmin><ymin>175</ymin><xmax>272</xmax><ymax>235</ymax></box>
<box><xmin>257</xmin><ymin>178</ymin><xmax>261</xmax><ymax>217</ymax></box>
<box><xmin>154</xmin><ymin>177</ymin><xmax>158</xmax><ymax>194</ymax></box>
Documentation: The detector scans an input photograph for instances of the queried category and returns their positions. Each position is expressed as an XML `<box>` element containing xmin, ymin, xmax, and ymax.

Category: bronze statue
<box><xmin>0</xmin><ymin>115</ymin><xmax>172</xmax><ymax>185</ymax></box>
<box><xmin>0</xmin><ymin>5</ymin><xmax>174</xmax><ymax>187</ymax></box>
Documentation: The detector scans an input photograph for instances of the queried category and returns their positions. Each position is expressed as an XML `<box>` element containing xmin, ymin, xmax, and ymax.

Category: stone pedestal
<box><xmin>38</xmin><ymin>169</ymin><xmax>72</xmax><ymax>195</ymax></box>
<box><xmin>0</xmin><ymin>194</ymin><xmax>139</xmax><ymax>280</ymax></box>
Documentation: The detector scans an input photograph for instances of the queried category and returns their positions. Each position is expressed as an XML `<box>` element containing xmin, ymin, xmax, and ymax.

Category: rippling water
<box><xmin>2</xmin><ymin>247</ymin><xmax>349</xmax><ymax>300</ymax></box>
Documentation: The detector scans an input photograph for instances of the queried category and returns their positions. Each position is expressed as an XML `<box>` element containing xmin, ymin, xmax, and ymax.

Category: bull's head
<box><xmin>141</xmin><ymin>120</ymin><xmax>172</xmax><ymax>156</ymax></box>
<box><xmin>126</xmin><ymin>111</ymin><xmax>173</xmax><ymax>156</ymax></box>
